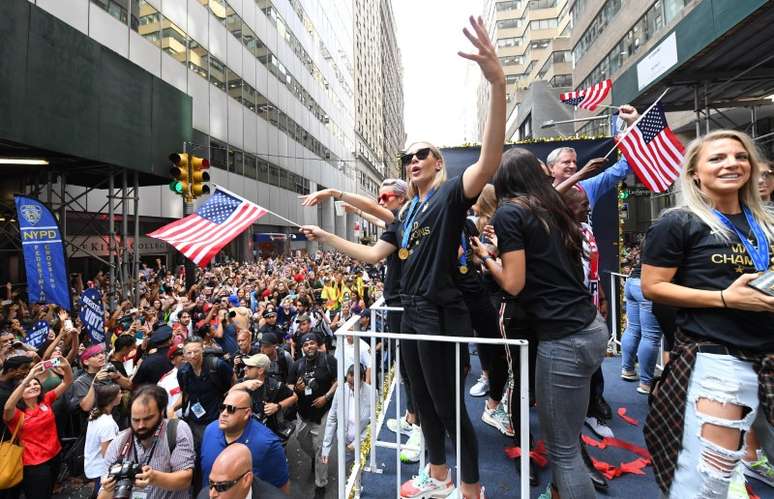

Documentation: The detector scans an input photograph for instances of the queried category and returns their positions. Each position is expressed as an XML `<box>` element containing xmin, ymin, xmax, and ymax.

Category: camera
<box><xmin>104</xmin><ymin>364</ymin><xmax>117</xmax><ymax>374</ymax></box>
<box><xmin>108</xmin><ymin>461</ymin><xmax>142</xmax><ymax>499</ymax></box>
<box><xmin>303</xmin><ymin>372</ymin><xmax>318</xmax><ymax>392</ymax></box>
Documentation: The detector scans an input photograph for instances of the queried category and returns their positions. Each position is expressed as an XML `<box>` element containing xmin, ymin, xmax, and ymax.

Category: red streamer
<box><xmin>746</xmin><ymin>483</ymin><xmax>760</xmax><ymax>499</ymax></box>
<box><xmin>617</xmin><ymin>407</ymin><xmax>640</xmax><ymax>426</ymax></box>
<box><xmin>581</xmin><ymin>434</ymin><xmax>653</xmax><ymax>480</ymax></box>
<box><xmin>504</xmin><ymin>439</ymin><xmax>549</xmax><ymax>468</ymax></box>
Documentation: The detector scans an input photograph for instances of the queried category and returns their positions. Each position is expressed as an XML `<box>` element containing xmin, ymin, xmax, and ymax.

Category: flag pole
<box><xmin>602</xmin><ymin>87</ymin><xmax>671</xmax><ymax>160</ymax></box>
<box><xmin>212</xmin><ymin>184</ymin><xmax>303</xmax><ymax>228</ymax></box>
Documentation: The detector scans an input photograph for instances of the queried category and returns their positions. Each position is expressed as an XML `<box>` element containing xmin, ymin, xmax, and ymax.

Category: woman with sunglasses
<box><xmin>473</xmin><ymin>147</ymin><xmax>608</xmax><ymax>499</ymax></box>
<box><xmin>301</xmin><ymin>15</ymin><xmax>504</xmax><ymax>499</ymax></box>
<box><xmin>641</xmin><ymin>130</ymin><xmax>774</xmax><ymax>497</ymax></box>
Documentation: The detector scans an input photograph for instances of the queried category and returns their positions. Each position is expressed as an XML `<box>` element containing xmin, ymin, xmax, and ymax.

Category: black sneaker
<box><xmin>589</xmin><ymin>394</ymin><xmax>612</xmax><ymax>421</ymax></box>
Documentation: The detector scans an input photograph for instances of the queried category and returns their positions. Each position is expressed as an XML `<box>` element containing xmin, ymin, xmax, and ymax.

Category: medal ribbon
<box><xmin>459</xmin><ymin>233</ymin><xmax>468</xmax><ymax>269</ymax></box>
<box><xmin>713</xmin><ymin>205</ymin><xmax>770</xmax><ymax>272</ymax></box>
<box><xmin>400</xmin><ymin>188</ymin><xmax>436</xmax><ymax>253</ymax></box>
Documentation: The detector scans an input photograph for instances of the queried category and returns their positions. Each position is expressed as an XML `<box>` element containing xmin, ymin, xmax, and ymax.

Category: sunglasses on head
<box><xmin>208</xmin><ymin>471</ymin><xmax>249</xmax><ymax>493</ymax></box>
<box><xmin>400</xmin><ymin>147</ymin><xmax>432</xmax><ymax>167</ymax></box>
<box><xmin>219</xmin><ymin>403</ymin><xmax>250</xmax><ymax>415</ymax></box>
<box><xmin>378</xmin><ymin>193</ymin><xmax>399</xmax><ymax>204</ymax></box>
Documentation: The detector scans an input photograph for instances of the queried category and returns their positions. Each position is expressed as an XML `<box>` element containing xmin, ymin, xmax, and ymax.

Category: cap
<box><xmin>167</xmin><ymin>343</ymin><xmax>183</xmax><ymax>360</ymax></box>
<box><xmin>262</xmin><ymin>310</ymin><xmax>277</xmax><ymax>318</ymax></box>
<box><xmin>80</xmin><ymin>343</ymin><xmax>106</xmax><ymax>363</ymax></box>
<box><xmin>2</xmin><ymin>355</ymin><xmax>33</xmax><ymax>372</ymax></box>
<box><xmin>228</xmin><ymin>295</ymin><xmax>239</xmax><ymax>307</ymax></box>
<box><xmin>148</xmin><ymin>325</ymin><xmax>173</xmax><ymax>347</ymax></box>
<box><xmin>259</xmin><ymin>332</ymin><xmax>278</xmax><ymax>346</ymax></box>
<box><xmin>300</xmin><ymin>332</ymin><xmax>319</xmax><ymax>345</ymax></box>
<box><xmin>243</xmin><ymin>353</ymin><xmax>271</xmax><ymax>369</ymax></box>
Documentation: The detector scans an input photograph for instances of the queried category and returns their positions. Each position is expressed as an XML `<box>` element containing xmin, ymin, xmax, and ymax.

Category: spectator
<box><xmin>289</xmin><ymin>314</ymin><xmax>313</xmax><ymax>360</ymax></box>
<box><xmin>0</xmin><ymin>355</ymin><xmax>33</xmax><ymax>438</ymax></box>
<box><xmin>99</xmin><ymin>385</ymin><xmax>195</xmax><ymax>499</ymax></box>
<box><xmin>232</xmin><ymin>354</ymin><xmax>297</xmax><ymax>442</ymax></box>
<box><xmin>171</xmin><ymin>310</ymin><xmax>193</xmax><ymax>344</ymax></box>
<box><xmin>288</xmin><ymin>333</ymin><xmax>337</xmax><ymax>498</ymax></box>
<box><xmin>338</xmin><ymin>332</ymin><xmax>372</xmax><ymax>385</ymax></box>
<box><xmin>232</xmin><ymin>330</ymin><xmax>258</xmax><ymax>380</ymax></box>
<box><xmin>67</xmin><ymin>344</ymin><xmax>116</xmax><ymax>414</ymax></box>
<box><xmin>259</xmin><ymin>333</ymin><xmax>292</xmax><ymax>386</ymax></box>
<box><xmin>213</xmin><ymin>306</ymin><xmax>239</xmax><ymax>357</ymax></box>
<box><xmin>258</xmin><ymin>310</ymin><xmax>283</xmax><ymax>342</ymax></box>
<box><xmin>159</xmin><ymin>344</ymin><xmax>184</xmax><ymax>419</ymax></box>
<box><xmin>196</xmin><ymin>443</ymin><xmax>286</xmax><ymax>499</ymax></box>
<box><xmin>3</xmin><ymin>357</ymin><xmax>73</xmax><ymax>498</ymax></box>
<box><xmin>200</xmin><ymin>389</ymin><xmax>289</xmax><ymax>493</ymax></box>
<box><xmin>132</xmin><ymin>325</ymin><xmax>174</xmax><ymax>386</ymax></box>
<box><xmin>84</xmin><ymin>383</ymin><xmax>121</xmax><ymax>498</ymax></box>
<box><xmin>106</xmin><ymin>334</ymin><xmax>134</xmax><ymax>390</ymax></box>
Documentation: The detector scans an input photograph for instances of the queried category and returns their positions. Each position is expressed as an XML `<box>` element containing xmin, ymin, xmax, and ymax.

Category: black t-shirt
<box><xmin>454</xmin><ymin>218</ymin><xmax>485</xmax><ymax>296</ymax></box>
<box><xmin>380</xmin><ymin>209</ymin><xmax>402</xmax><ymax>305</ymax></box>
<box><xmin>0</xmin><ymin>380</ymin><xmax>16</xmax><ymax>440</ymax></box>
<box><xmin>177</xmin><ymin>358</ymin><xmax>233</xmax><ymax>424</ymax></box>
<box><xmin>394</xmin><ymin>175</ymin><xmax>476</xmax><ymax>305</ymax></box>
<box><xmin>245</xmin><ymin>376</ymin><xmax>294</xmax><ymax>426</ymax></box>
<box><xmin>493</xmin><ymin>201</ymin><xmax>596</xmax><ymax>340</ymax></box>
<box><xmin>642</xmin><ymin>208</ymin><xmax>774</xmax><ymax>351</ymax></box>
<box><xmin>132</xmin><ymin>349</ymin><xmax>173</xmax><ymax>386</ymax></box>
<box><xmin>288</xmin><ymin>353</ymin><xmax>337</xmax><ymax>424</ymax></box>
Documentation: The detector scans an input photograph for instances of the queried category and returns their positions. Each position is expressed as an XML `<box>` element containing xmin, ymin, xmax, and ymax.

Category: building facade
<box><xmin>380</xmin><ymin>0</ymin><xmax>406</xmax><ymax>180</ymax></box>
<box><xmin>479</xmin><ymin>0</ymin><xmax>575</xmax><ymax>141</ymax></box>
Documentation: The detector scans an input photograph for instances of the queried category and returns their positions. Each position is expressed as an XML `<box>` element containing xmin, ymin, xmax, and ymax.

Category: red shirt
<box><xmin>6</xmin><ymin>390</ymin><xmax>62</xmax><ymax>465</ymax></box>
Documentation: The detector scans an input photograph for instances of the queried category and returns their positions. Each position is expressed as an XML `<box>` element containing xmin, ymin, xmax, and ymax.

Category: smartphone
<box><xmin>64</xmin><ymin>319</ymin><xmax>74</xmax><ymax>330</ymax></box>
<box><xmin>43</xmin><ymin>358</ymin><xmax>61</xmax><ymax>370</ymax></box>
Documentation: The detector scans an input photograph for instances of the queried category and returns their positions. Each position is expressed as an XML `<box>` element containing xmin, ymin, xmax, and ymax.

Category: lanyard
<box><xmin>458</xmin><ymin>233</ymin><xmax>468</xmax><ymax>269</ymax></box>
<box><xmin>713</xmin><ymin>205</ymin><xmax>771</xmax><ymax>272</ymax></box>
<box><xmin>130</xmin><ymin>422</ymin><xmax>163</xmax><ymax>467</ymax></box>
<box><xmin>400</xmin><ymin>188</ymin><xmax>436</xmax><ymax>255</ymax></box>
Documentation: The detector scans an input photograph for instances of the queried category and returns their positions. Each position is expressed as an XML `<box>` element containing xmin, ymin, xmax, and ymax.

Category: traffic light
<box><xmin>169</xmin><ymin>153</ymin><xmax>190</xmax><ymax>197</ymax></box>
<box><xmin>190</xmin><ymin>155</ymin><xmax>210</xmax><ymax>198</ymax></box>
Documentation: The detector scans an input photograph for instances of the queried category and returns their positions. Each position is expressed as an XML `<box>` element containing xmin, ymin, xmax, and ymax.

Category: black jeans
<box><xmin>22</xmin><ymin>453</ymin><xmax>60</xmax><ymax>499</ymax></box>
<box><xmin>400</xmin><ymin>295</ymin><xmax>479</xmax><ymax>484</ymax></box>
<box><xmin>387</xmin><ymin>306</ymin><xmax>415</xmax><ymax>418</ymax></box>
<box><xmin>493</xmin><ymin>300</ymin><xmax>538</xmax><ymax>427</ymax></box>
<box><xmin>462</xmin><ymin>290</ymin><xmax>501</xmax><ymax>376</ymax></box>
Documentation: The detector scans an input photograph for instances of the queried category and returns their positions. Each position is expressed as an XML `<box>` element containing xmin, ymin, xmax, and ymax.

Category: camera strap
<box><xmin>130</xmin><ymin>421</ymin><xmax>164</xmax><ymax>466</ymax></box>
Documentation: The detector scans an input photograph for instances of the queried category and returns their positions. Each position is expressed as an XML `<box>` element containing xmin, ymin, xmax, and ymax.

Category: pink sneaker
<box><xmin>399</xmin><ymin>465</ymin><xmax>454</xmax><ymax>498</ymax></box>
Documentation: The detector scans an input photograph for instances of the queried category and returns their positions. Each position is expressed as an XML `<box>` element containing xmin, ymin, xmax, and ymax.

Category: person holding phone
<box><xmin>641</xmin><ymin>130</ymin><xmax>774</xmax><ymax>497</ymax></box>
<box><xmin>3</xmin><ymin>357</ymin><xmax>73</xmax><ymax>498</ymax></box>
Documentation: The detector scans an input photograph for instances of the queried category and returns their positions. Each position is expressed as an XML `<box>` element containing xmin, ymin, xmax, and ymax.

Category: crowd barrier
<box><xmin>331</xmin><ymin>297</ymin><xmax>531</xmax><ymax>499</ymax></box>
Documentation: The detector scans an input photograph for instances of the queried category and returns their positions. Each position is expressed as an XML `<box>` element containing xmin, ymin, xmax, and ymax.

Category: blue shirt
<box><xmin>216</xmin><ymin>324</ymin><xmax>239</xmax><ymax>355</ymax></box>
<box><xmin>200</xmin><ymin>418</ymin><xmax>289</xmax><ymax>489</ymax></box>
<box><xmin>578</xmin><ymin>158</ymin><xmax>630</xmax><ymax>211</ymax></box>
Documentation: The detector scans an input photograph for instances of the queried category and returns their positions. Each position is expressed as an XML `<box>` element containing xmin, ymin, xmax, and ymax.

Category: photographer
<box><xmin>232</xmin><ymin>330</ymin><xmax>258</xmax><ymax>381</ymax></box>
<box><xmin>67</xmin><ymin>344</ymin><xmax>118</xmax><ymax>414</ymax></box>
<box><xmin>213</xmin><ymin>305</ymin><xmax>239</xmax><ymax>357</ymax></box>
<box><xmin>99</xmin><ymin>385</ymin><xmax>195</xmax><ymax>499</ymax></box>
<box><xmin>3</xmin><ymin>356</ymin><xmax>73</xmax><ymax>498</ymax></box>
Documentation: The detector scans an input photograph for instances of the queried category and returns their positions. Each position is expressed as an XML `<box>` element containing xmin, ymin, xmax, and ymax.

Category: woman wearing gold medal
<box><xmin>300</xmin><ymin>15</ymin><xmax>505</xmax><ymax>499</ymax></box>
<box><xmin>641</xmin><ymin>130</ymin><xmax>774</xmax><ymax>497</ymax></box>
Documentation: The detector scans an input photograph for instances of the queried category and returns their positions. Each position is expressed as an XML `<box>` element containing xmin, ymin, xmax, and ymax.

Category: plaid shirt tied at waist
<box><xmin>644</xmin><ymin>330</ymin><xmax>774</xmax><ymax>493</ymax></box>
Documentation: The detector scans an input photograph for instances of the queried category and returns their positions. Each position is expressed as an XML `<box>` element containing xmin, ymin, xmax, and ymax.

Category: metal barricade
<box><xmin>332</xmin><ymin>297</ymin><xmax>530</xmax><ymax>499</ymax></box>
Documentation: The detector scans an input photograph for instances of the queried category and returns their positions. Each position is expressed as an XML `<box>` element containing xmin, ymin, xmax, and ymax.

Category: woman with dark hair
<box><xmin>301</xmin><ymin>15</ymin><xmax>504</xmax><ymax>499</ymax></box>
<box><xmin>472</xmin><ymin>147</ymin><xmax>608</xmax><ymax>499</ymax></box>
<box><xmin>3</xmin><ymin>357</ymin><xmax>73</xmax><ymax>499</ymax></box>
<box><xmin>84</xmin><ymin>383</ymin><xmax>122</xmax><ymax>498</ymax></box>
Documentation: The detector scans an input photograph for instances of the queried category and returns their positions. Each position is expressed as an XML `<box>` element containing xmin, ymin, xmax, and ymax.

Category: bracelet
<box><xmin>336</xmin><ymin>190</ymin><xmax>344</xmax><ymax>200</ymax></box>
<box><xmin>720</xmin><ymin>289</ymin><xmax>727</xmax><ymax>308</ymax></box>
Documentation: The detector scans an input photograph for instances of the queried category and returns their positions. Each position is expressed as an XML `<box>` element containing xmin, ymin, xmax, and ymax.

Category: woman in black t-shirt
<box><xmin>641</xmin><ymin>130</ymin><xmax>774</xmax><ymax>497</ymax></box>
<box><xmin>300</xmin><ymin>16</ymin><xmax>505</xmax><ymax>499</ymax></box>
<box><xmin>473</xmin><ymin>147</ymin><xmax>607</xmax><ymax>499</ymax></box>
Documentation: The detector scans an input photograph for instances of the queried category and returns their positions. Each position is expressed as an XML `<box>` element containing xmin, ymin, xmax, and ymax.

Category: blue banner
<box><xmin>25</xmin><ymin>320</ymin><xmax>49</xmax><ymax>349</ymax></box>
<box><xmin>79</xmin><ymin>288</ymin><xmax>105</xmax><ymax>344</ymax></box>
<box><xmin>14</xmin><ymin>195</ymin><xmax>71</xmax><ymax>310</ymax></box>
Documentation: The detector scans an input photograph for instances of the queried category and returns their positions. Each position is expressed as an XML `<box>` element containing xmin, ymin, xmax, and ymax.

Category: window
<box><xmin>208</xmin><ymin>0</ymin><xmax>228</xmax><ymax>24</ymax></box>
<box><xmin>528</xmin><ymin>0</ymin><xmax>556</xmax><ymax>9</ymax></box>
<box><xmin>228</xmin><ymin>149</ymin><xmax>243</xmax><ymax>175</ymax></box>
<box><xmin>243</xmin><ymin>154</ymin><xmax>257</xmax><ymax>180</ymax></box>
<box><xmin>549</xmin><ymin>74</ymin><xmax>572</xmax><ymax>87</ymax></box>
<box><xmin>210</xmin><ymin>140</ymin><xmax>227</xmax><ymax>169</ymax></box>
<box><xmin>92</xmin><ymin>0</ymin><xmax>128</xmax><ymax>24</ymax></box>
<box><xmin>553</xmin><ymin>50</ymin><xmax>571</xmax><ymax>63</ymax></box>
<box><xmin>497</xmin><ymin>36</ymin><xmax>522</xmax><ymax>48</ymax></box>
<box><xmin>226</xmin><ymin>68</ymin><xmax>242</xmax><ymax>102</ymax></box>
<box><xmin>257</xmin><ymin>160</ymin><xmax>269</xmax><ymax>183</ymax></box>
<box><xmin>500</xmin><ymin>55</ymin><xmax>523</xmax><ymax>66</ymax></box>
<box><xmin>188</xmin><ymin>40</ymin><xmax>209</xmax><ymax>80</ymax></box>
<box><xmin>209</xmin><ymin>56</ymin><xmax>227</xmax><ymax>91</ymax></box>
<box><xmin>225</xmin><ymin>3</ymin><xmax>241</xmax><ymax>41</ymax></box>
<box><xmin>242</xmin><ymin>84</ymin><xmax>257</xmax><ymax>112</ymax></box>
<box><xmin>496</xmin><ymin>0</ymin><xmax>521</xmax><ymax>11</ymax></box>
<box><xmin>505</xmin><ymin>73</ymin><xmax>526</xmax><ymax>84</ymax></box>
<box><xmin>530</xmin><ymin>18</ymin><xmax>558</xmax><ymax>30</ymax></box>
<box><xmin>572</xmin><ymin>0</ymin><xmax>623</xmax><ymax>65</ymax></box>
<box><xmin>496</xmin><ymin>18</ymin><xmax>522</xmax><ymax>30</ymax></box>
<box><xmin>530</xmin><ymin>39</ymin><xmax>551</xmax><ymax>49</ymax></box>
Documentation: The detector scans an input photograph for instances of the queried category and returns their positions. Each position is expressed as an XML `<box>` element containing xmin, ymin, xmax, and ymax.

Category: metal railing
<box><xmin>331</xmin><ymin>298</ymin><xmax>531</xmax><ymax>498</ymax></box>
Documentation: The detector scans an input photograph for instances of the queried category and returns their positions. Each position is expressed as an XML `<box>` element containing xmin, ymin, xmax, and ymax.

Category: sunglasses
<box><xmin>378</xmin><ymin>193</ymin><xmax>399</xmax><ymax>204</ymax></box>
<box><xmin>208</xmin><ymin>471</ymin><xmax>249</xmax><ymax>493</ymax></box>
<box><xmin>219</xmin><ymin>403</ymin><xmax>250</xmax><ymax>414</ymax></box>
<box><xmin>400</xmin><ymin>147</ymin><xmax>432</xmax><ymax>167</ymax></box>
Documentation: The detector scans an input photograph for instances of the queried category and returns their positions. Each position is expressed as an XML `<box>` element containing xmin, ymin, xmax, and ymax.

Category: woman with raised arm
<box><xmin>301</xmin><ymin>15</ymin><xmax>504</xmax><ymax>499</ymax></box>
<box><xmin>473</xmin><ymin>148</ymin><xmax>608</xmax><ymax>499</ymax></box>
<box><xmin>641</xmin><ymin>130</ymin><xmax>774</xmax><ymax>497</ymax></box>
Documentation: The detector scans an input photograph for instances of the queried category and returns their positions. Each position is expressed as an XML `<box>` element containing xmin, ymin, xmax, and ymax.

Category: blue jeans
<box><xmin>621</xmin><ymin>278</ymin><xmax>663</xmax><ymax>386</ymax></box>
<box><xmin>536</xmin><ymin>314</ymin><xmax>608</xmax><ymax>499</ymax></box>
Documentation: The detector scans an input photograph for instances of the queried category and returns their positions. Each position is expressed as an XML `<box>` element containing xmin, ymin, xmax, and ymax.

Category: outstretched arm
<box><xmin>301</xmin><ymin>189</ymin><xmax>395</xmax><ymax>225</ymax></box>
<box><xmin>300</xmin><ymin>226</ymin><xmax>396</xmax><ymax>265</ymax></box>
<box><xmin>460</xmin><ymin>16</ymin><xmax>506</xmax><ymax>200</ymax></box>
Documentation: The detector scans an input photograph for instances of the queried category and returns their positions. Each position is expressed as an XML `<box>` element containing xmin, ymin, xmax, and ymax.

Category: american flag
<box><xmin>560</xmin><ymin>79</ymin><xmax>612</xmax><ymax>111</ymax></box>
<box><xmin>615</xmin><ymin>103</ymin><xmax>685</xmax><ymax>193</ymax></box>
<box><xmin>148</xmin><ymin>187</ymin><xmax>268</xmax><ymax>267</ymax></box>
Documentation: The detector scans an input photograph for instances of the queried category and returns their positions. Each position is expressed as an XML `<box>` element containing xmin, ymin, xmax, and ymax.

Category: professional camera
<box><xmin>108</xmin><ymin>461</ymin><xmax>142</xmax><ymax>499</ymax></box>
<box><xmin>303</xmin><ymin>371</ymin><xmax>318</xmax><ymax>392</ymax></box>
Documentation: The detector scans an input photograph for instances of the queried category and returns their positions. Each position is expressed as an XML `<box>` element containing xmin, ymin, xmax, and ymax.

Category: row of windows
<box><xmin>496</xmin><ymin>1</ymin><xmax>522</xmax><ymax>11</ymax></box>
<box><xmin>500</xmin><ymin>55</ymin><xmax>525</xmax><ymax>66</ymax></box>
<box><xmin>206</xmin><ymin>136</ymin><xmax>312</xmax><ymax>195</ymax></box>
<box><xmin>129</xmin><ymin>1</ymin><xmax>342</xmax><ymax>169</ymax></box>
<box><xmin>549</xmin><ymin>73</ymin><xmax>572</xmax><ymax>87</ymax></box>
<box><xmin>528</xmin><ymin>0</ymin><xmax>558</xmax><ymax>9</ymax></box>
<box><xmin>530</xmin><ymin>18</ymin><xmax>558</xmax><ymax>30</ymax></box>
<box><xmin>496</xmin><ymin>18</ymin><xmax>523</xmax><ymax>30</ymax></box>
<box><xmin>572</xmin><ymin>0</ymin><xmax>624</xmax><ymax>66</ymax></box>
<box><xmin>536</xmin><ymin>50</ymin><xmax>570</xmax><ymax>79</ymax></box>
<box><xmin>497</xmin><ymin>36</ymin><xmax>522</xmax><ymax>48</ymax></box>
<box><xmin>578</xmin><ymin>0</ymin><xmax>690</xmax><ymax>92</ymax></box>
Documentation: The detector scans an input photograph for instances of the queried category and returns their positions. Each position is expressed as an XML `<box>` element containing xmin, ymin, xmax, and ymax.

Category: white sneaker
<box><xmin>400</xmin><ymin>425</ymin><xmax>422</xmax><ymax>463</ymax></box>
<box><xmin>448</xmin><ymin>485</ymin><xmax>486</xmax><ymax>499</ymax></box>
<box><xmin>387</xmin><ymin>416</ymin><xmax>413</xmax><ymax>436</ymax></box>
<box><xmin>585</xmin><ymin>416</ymin><xmax>614</xmax><ymax>439</ymax></box>
<box><xmin>469</xmin><ymin>374</ymin><xmax>489</xmax><ymax>397</ymax></box>
<box><xmin>481</xmin><ymin>402</ymin><xmax>514</xmax><ymax>437</ymax></box>
<box><xmin>399</xmin><ymin>464</ymin><xmax>454</xmax><ymax>498</ymax></box>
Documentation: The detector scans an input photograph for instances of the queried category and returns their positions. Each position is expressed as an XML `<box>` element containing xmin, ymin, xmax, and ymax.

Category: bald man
<box><xmin>196</xmin><ymin>443</ymin><xmax>286</xmax><ymax>498</ymax></box>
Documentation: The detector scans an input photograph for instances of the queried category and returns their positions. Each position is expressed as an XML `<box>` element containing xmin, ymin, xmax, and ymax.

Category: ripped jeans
<box><xmin>669</xmin><ymin>353</ymin><xmax>759</xmax><ymax>498</ymax></box>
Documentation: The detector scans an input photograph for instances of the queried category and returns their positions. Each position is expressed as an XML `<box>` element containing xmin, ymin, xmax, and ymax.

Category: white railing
<box><xmin>331</xmin><ymin>297</ymin><xmax>531</xmax><ymax>499</ymax></box>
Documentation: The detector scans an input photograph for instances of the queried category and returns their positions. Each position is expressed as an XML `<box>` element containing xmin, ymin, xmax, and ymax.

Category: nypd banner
<box><xmin>79</xmin><ymin>288</ymin><xmax>105</xmax><ymax>344</ymax></box>
<box><xmin>25</xmin><ymin>320</ymin><xmax>49</xmax><ymax>349</ymax></box>
<box><xmin>14</xmin><ymin>195</ymin><xmax>71</xmax><ymax>310</ymax></box>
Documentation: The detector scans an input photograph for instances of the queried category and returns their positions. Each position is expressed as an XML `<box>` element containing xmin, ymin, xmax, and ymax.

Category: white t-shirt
<box><xmin>84</xmin><ymin>414</ymin><xmax>119</xmax><ymax>479</ymax></box>
<box><xmin>338</xmin><ymin>338</ymin><xmax>372</xmax><ymax>373</ymax></box>
<box><xmin>158</xmin><ymin>367</ymin><xmax>182</xmax><ymax>417</ymax></box>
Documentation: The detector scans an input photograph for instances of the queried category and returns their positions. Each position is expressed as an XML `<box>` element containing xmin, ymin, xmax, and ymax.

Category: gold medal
<box><xmin>458</xmin><ymin>265</ymin><xmax>468</xmax><ymax>274</ymax></box>
<box><xmin>398</xmin><ymin>248</ymin><xmax>409</xmax><ymax>260</ymax></box>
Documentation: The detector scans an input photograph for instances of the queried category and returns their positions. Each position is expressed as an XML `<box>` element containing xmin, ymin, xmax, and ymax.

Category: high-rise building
<box><xmin>353</xmin><ymin>0</ymin><xmax>405</xmax><ymax>202</ymax></box>
<box><xmin>478</xmin><ymin>0</ymin><xmax>574</xmax><ymax>141</ymax></box>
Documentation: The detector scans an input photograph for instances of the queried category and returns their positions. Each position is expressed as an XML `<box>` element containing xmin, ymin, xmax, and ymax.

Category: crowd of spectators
<box><xmin>0</xmin><ymin>251</ymin><xmax>383</xmax><ymax>499</ymax></box>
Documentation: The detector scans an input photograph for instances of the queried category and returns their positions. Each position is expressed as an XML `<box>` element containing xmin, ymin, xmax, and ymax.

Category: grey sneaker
<box><xmin>482</xmin><ymin>402</ymin><xmax>514</xmax><ymax>437</ymax></box>
<box><xmin>585</xmin><ymin>416</ymin><xmax>614</xmax><ymax>439</ymax></box>
<box><xmin>621</xmin><ymin>369</ymin><xmax>639</xmax><ymax>381</ymax></box>
<box><xmin>743</xmin><ymin>449</ymin><xmax>774</xmax><ymax>487</ymax></box>
<box><xmin>387</xmin><ymin>416</ymin><xmax>413</xmax><ymax>436</ymax></box>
